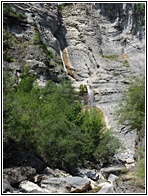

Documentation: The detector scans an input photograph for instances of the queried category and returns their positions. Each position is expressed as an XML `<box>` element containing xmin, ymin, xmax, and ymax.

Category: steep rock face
<box><xmin>3</xmin><ymin>3</ymin><xmax>145</xmax><ymax>159</ymax></box>
<box><xmin>3</xmin><ymin>3</ymin><xmax>67</xmax><ymax>86</ymax></box>
<box><xmin>57</xmin><ymin>3</ymin><xmax>145</xmax><ymax>157</ymax></box>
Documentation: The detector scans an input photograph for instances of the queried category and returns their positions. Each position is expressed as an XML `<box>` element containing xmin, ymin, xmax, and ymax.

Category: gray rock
<box><xmin>41</xmin><ymin>176</ymin><xmax>91</xmax><ymax>193</ymax></box>
<box><xmin>77</xmin><ymin>168</ymin><xmax>100</xmax><ymax>181</ymax></box>
<box><xmin>108</xmin><ymin>174</ymin><xmax>118</xmax><ymax>183</ymax></box>
<box><xmin>19</xmin><ymin>180</ymin><xmax>47</xmax><ymax>193</ymax></box>
<box><xmin>3</xmin><ymin>166</ymin><xmax>36</xmax><ymax>184</ymax></box>
<box><xmin>97</xmin><ymin>182</ymin><xmax>114</xmax><ymax>193</ymax></box>
<box><xmin>100</xmin><ymin>166</ymin><xmax>126</xmax><ymax>179</ymax></box>
<box><xmin>3</xmin><ymin>180</ymin><xmax>13</xmax><ymax>193</ymax></box>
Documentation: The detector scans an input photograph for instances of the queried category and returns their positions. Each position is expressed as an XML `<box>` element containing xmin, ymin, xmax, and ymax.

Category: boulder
<box><xmin>108</xmin><ymin>174</ymin><xmax>118</xmax><ymax>183</ymax></box>
<box><xmin>19</xmin><ymin>180</ymin><xmax>48</xmax><ymax>193</ymax></box>
<box><xmin>3</xmin><ymin>166</ymin><xmax>36</xmax><ymax>184</ymax></box>
<box><xmin>97</xmin><ymin>182</ymin><xmax>114</xmax><ymax>193</ymax></box>
<box><xmin>65</xmin><ymin>176</ymin><xmax>91</xmax><ymax>193</ymax></box>
<box><xmin>100</xmin><ymin>166</ymin><xmax>126</xmax><ymax>179</ymax></box>
<box><xmin>41</xmin><ymin>176</ymin><xmax>91</xmax><ymax>193</ymax></box>
<box><xmin>3</xmin><ymin>179</ymin><xmax>13</xmax><ymax>193</ymax></box>
<box><xmin>43</xmin><ymin>167</ymin><xmax>70</xmax><ymax>177</ymax></box>
<box><xmin>77</xmin><ymin>168</ymin><xmax>100</xmax><ymax>181</ymax></box>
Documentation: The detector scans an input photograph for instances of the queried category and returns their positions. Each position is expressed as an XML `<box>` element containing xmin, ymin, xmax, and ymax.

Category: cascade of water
<box><xmin>56</xmin><ymin>40</ymin><xmax>68</xmax><ymax>73</ymax></box>
<box><xmin>86</xmin><ymin>83</ymin><xmax>94</xmax><ymax>108</ymax></box>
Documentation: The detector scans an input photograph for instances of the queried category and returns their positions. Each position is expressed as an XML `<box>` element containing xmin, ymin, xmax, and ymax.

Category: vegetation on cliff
<box><xmin>3</xmin><ymin>67</ymin><xmax>122</xmax><ymax>172</ymax></box>
<box><xmin>115</xmin><ymin>76</ymin><xmax>145</xmax><ymax>133</ymax></box>
<box><xmin>115</xmin><ymin>75</ymin><xmax>145</xmax><ymax>186</ymax></box>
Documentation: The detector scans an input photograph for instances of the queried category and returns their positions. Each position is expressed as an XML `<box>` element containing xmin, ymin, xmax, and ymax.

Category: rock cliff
<box><xmin>3</xmin><ymin>3</ymin><xmax>145</xmax><ymax>160</ymax></box>
<box><xmin>56</xmin><ymin>3</ymin><xmax>145</xmax><ymax>158</ymax></box>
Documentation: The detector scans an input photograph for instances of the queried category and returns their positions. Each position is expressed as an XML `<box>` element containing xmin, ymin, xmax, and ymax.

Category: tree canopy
<box><xmin>3</xmin><ymin>68</ymin><xmax>122</xmax><ymax>172</ymax></box>
<box><xmin>115</xmin><ymin>75</ymin><xmax>145</xmax><ymax>132</ymax></box>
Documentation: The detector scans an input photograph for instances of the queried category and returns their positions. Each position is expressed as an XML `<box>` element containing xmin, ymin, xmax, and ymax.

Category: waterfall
<box><xmin>86</xmin><ymin>84</ymin><xmax>94</xmax><ymax>108</ymax></box>
<box><xmin>56</xmin><ymin>40</ymin><xmax>68</xmax><ymax>73</ymax></box>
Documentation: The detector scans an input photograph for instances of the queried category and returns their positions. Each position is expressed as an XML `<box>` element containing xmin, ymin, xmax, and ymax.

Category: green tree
<box><xmin>135</xmin><ymin>3</ymin><xmax>145</xmax><ymax>26</ymax></box>
<box><xmin>115</xmin><ymin>76</ymin><xmax>145</xmax><ymax>132</ymax></box>
<box><xmin>3</xmin><ymin>70</ymin><xmax>122</xmax><ymax>171</ymax></box>
<box><xmin>79</xmin><ymin>108</ymin><xmax>122</xmax><ymax>165</ymax></box>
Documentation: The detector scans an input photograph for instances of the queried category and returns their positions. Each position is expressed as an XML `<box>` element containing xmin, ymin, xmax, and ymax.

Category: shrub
<box><xmin>3</xmin><ymin>3</ymin><xmax>26</xmax><ymax>21</ymax></box>
<box><xmin>3</xmin><ymin>3</ymin><xmax>10</xmax><ymax>16</ymax></box>
<box><xmin>135</xmin><ymin>3</ymin><xmax>145</xmax><ymax>26</ymax></box>
<box><xmin>32</xmin><ymin>31</ymin><xmax>42</xmax><ymax>45</ymax></box>
<box><xmin>3</xmin><ymin>73</ymin><xmax>122</xmax><ymax>171</ymax></box>
<box><xmin>115</xmin><ymin>75</ymin><xmax>145</xmax><ymax>132</ymax></box>
<box><xmin>79</xmin><ymin>108</ymin><xmax>122</xmax><ymax>165</ymax></box>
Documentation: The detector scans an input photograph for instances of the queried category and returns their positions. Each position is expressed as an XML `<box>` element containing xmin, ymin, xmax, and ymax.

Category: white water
<box><xmin>56</xmin><ymin>40</ymin><xmax>68</xmax><ymax>73</ymax></box>
<box><xmin>86</xmin><ymin>84</ymin><xmax>94</xmax><ymax>108</ymax></box>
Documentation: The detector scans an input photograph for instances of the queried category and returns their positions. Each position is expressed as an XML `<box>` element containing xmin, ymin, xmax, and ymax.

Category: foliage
<box><xmin>3</xmin><ymin>3</ymin><xmax>26</xmax><ymax>20</ymax></box>
<box><xmin>115</xmin><ymin>75</ymin><xmax>145</xmax><ymax>132</ymax></box>
<box><xmin>3</xmin><ymin>29</ymin><xmax>17</xmax><ymax>62</ymax></box>
<box><xmin>57</xmin><ymin>3</ymin><xmax>72</xmax><ymax>12</ymax></box>
<box><xmin>32</xmin><ymin>31</ymin><xmax>55</xmax><ymax>59</ymax></box>
<box><xmin>32</xmin><ymin>31</ymin><xmax>42</xmax><ymax>45</ymax></box>
<box><xmin>136</xmin><ymin>158</ymin><xmax>145</xmax><ymax>179</ymax></box>
<box><xmin>3</xmin><ymin>71</ymin><xmax>122</xmax><ymax>171</ymax></box>
<box><xmin>79</xmin><ymin>84</ymin><xmax>87</xmax><ymax>94</ymax></box>
<box><xmin>3</xmin><ymin>54</ymin><xmax>16</xmax><ymax>63</ymax></box>
<box><xmin>135</xmin><ymin>3</ymin><xmax>145</xmax><ymax>26</ymax></box>
<box><xmin>3</xmin><ymin>4</ymin><xmax>10</xmax><ymax>16</ymax></box>
<box><xmin>133</xmin><ymin>148</ymin><xmax>145</xmax><ymax>188</ymax></box>
<box><xmin>17</xmin><ymin>66</ymin><xmax>37</xmax><ymax>93</ymax></box>
<box><xmin>78</xmin><ymin>108</ymin><xmax>122</xmax><ymax>165</ymax></box>
<box><xmin>101</xmin><ymin>54</ymin><xmax>119</xmax><ymax>61</ymax></box>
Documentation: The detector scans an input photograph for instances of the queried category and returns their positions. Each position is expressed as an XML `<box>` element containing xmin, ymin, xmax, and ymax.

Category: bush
<box><xmin>3</xmin><ymin>72</ymin><xmax>122</xmax><ymax>171</ymax></box>
<box><xmin>3</xmin><ymin>3</ymin><xmax>26</xmax><ymax>21</ymax></box>
<box><xmin>3</xmin><ymin>4</ymin><xmax>10</xmax><ymax>16</ymax></box>
<box><xmin>79</xmin><ymin>108</ymin><xmax>122</xmax><ymax>165</ymax></box>
<box><xmin>115</xmin><ymin>75</ymin><xmax>145</xmax><ymax>132</ymax></box>
<box><xmin>32</xmin><ymin>31</ymin><xmax>42</xmax><ymax>45</ymax></box>
<box><xmin>135</xmin><ymin>3</ymin><xmax>145</xmax><ymax>26</ymax></box>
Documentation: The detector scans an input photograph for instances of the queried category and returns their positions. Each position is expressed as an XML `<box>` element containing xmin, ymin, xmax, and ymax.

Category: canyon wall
<box><xmin>3</xmin><ymin>3</ymin><xmax>145</xmax><ymax>159</ymax></box>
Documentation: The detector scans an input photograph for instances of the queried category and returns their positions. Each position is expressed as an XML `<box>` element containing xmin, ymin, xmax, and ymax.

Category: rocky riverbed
<box><xmin>3</xmin><ymin>164</ymin><xmax>145</xmax><ymax>193</ymax></box>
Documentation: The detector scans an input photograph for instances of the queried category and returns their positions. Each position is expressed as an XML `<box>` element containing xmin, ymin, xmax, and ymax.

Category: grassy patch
<box><xmin>101</xmin><ymin>54</ymin><xmax>119</xmax><ymax>61</ymax></box>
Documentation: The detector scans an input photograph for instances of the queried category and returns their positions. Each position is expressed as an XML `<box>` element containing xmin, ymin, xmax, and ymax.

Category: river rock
<box><xmin>43</xmin><ymin>167</ymin><xmax>70</xmax><ymax>177</ymax></box>
<box><xmin>77</xmin><ymin>168</ymin><xmax>100</xmax><ymax>181</ymax></box>
<box><xmin>19</xmin><ymin>180</ymin><xmax>48</xmax><ymax>193</ymax></box>
<box><xmin>41</xmin><ymin>176</ymin><xmax>91</xmax><ymax>193</ymax></box>
<box><xmin>3</xmin><ymin>179</ymin><xmax>13</xmax><ymax>193</ymax></box>
<box><xmin>3</xmin><ymin>166</ymin><xmax>36</xmax><ymax>184</ymax></box>
<box><xmin>97</xmin><ymin>182</ymin><xmax>114</xmax><ymax>193</ymax></box>
<box><xmin>100</xmin><ymin>166</ymin><xmax>126</xmax><ymax>179</ymax></box>
<box><xmin>108</xmin><ymin>174</ymin><xmax>118</xmax><ymax>183</ymax></box>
